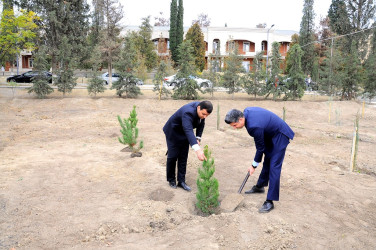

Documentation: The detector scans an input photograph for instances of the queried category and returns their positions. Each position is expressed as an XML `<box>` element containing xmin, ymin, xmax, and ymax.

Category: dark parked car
<box><xmin>6</xmin><ymin>71</ymin><xmax>52</xmax><ymax>83</ymax></box>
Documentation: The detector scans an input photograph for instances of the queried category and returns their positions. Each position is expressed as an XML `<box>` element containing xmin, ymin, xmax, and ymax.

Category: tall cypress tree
<box><xmin>176</xmin><ymin>0</ymin><xmax>184</xmax><ymax>51</ymax></box>
<box><xmin>169</xmin><ymin>0</ymin><xmax>178</xmax><ymax>64</ymax></box>
<box><xmin>299</xmin><ymin>0</ymin><xmax>316</xmax><ymax>76</ymax></box>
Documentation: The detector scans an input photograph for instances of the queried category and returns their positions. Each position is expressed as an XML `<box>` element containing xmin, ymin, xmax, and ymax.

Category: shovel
<box><xmin>221</xmin><ymin>172</ymin><xmax>250</xmax><ymax>212</ymax></box>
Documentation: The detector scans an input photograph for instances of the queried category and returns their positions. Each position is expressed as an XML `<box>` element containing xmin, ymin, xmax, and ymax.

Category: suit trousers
<box><xmin>256</xmin><ymin>133</ymin><xmax>290</xmax><ymax>201</ymax></box>
<box><xmin>166</xmin><ymin>139</ymin><xmax>189</xmax><ymax>183</ymax></box>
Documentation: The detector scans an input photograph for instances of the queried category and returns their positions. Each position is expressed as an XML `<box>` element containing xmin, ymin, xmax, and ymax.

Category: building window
<box><xmin>213</xmin><ymin>39</ymin><xmax>220</xmax><ymax>53</ymax></box>
<box><xmin>261</xmin><ymin>42</ymin><xmax>266</xmax><ymax>51</ymax></box>
<box><xmin>243</xmin><ymin>42</ymin><xmax>250</xmax><ymax>52</ymax></box>
<box><xmin>167</xmin><ymin>41</ymin><xmax>170</xmax><ymax>49</ymax></box>
<box><xmin>154</xmin><ymin>40</ymin><xmax>158</xmax><ymax>49</ymax></box>
<box><xmin>29</xmin><ymin>58</ymin><xmax>33</xmax><ymax>68</ymax></box>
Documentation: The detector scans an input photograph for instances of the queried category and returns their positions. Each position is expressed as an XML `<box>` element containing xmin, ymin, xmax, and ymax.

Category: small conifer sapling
<box><xmin>196</xmin><ymin>145</ymin><xmax>219</xmax><ymax>214</ymax></box>
<box><xmin>117</xmin><ymin>105</ymin><xmax>144</xmax><ymax>157</ymax></box>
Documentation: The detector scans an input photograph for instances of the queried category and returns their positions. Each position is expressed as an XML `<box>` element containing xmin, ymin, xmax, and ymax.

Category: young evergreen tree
<box><xmin>55</xmin><ymin>36</ymin><xmax>77</xmax><ymax>96</ymax></box>
<box><xmin>111</xmin><ymin>33</ymin><xmax>142</xmax><ymax>98</ymax></box>
<box><xmin>299</xmin><ymin>0</ymin><xmax>316</xmax><ymax>75</ymax></box>
<box><xmin>169</xmin><ymin>0</ymin><xmax>178</xmax><ymax>64</ymax></box>
<box><xmin>196</xmin><ymin>145</ymin><xmax>219</xmax><ymax>215</ymax></box>
<box><xmin>153</xmin><ymin>60</ymin><xmax>171</xmax><ymax>99</ymax></box>
<box><xmin>172</xmin><ymin>40</ymin><xmax>200</xmax><ymax>100</ymax></box>
<box><xmin>340</xmin><ymin>41</ymin><xmax>363</xmax><ymax>100</ymax></box>
<box><xmin>87</xmin><ymin>45</ymin><xmax>106</xmax><ymax>97</ymax></box>
<box><xmin>222</xmin><ymin>40</ymin><xmax>244</xmax><ymax>99</ymax></box>
<box><xmin>136</xmin><ymin>16</ymin><xmax>158</xmax><ymax>71</ymax></box>
<box><xmin>284</xmin><ymin>44</ymin><xmax>305</xmax><ymax>100</ymax></box>
<box><xmin>363</xmin><ymin>53</ymin><xmax>376</xmax><ymax>101</ymax></box>
<box><xmin>118</xmin><ymin>105</ymin><xmax>144</xmax><ymax>156</ymax></box>
<box><xmin>244</xmin><ymin>51</ymin><xmax>265</xmax><ymax>98</ymax></box>
<box><xmin>27</xmin><ymin>45</ymin><xmax>54</xmax><ymax>98</ymax></box>
<box><xmin>264</xmin><ymin>42</ymin><xmax>284</xmax><ymax>100</ymax></box>
<box><xmin>185</xmin><ymin>23</ymin><xmax>206</xmax><ymax>72</ymax></box>
<box><xmin>318</xmin><ymin>45</ymin><xmax>344</xmax><ymax>96</ymax></box>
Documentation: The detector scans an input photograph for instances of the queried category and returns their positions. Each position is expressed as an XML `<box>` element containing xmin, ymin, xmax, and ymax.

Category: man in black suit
<box><xmin>163</xmin><ymin>101</ymin><xmax>213</xmax><ymax>191</ymax></box>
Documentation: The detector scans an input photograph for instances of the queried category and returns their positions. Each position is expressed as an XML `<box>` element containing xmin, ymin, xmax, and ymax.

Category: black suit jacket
<box><xmin>163</xmin><ymin>102</ymin><xmax>205</xmax><ymax>146</ymax></box>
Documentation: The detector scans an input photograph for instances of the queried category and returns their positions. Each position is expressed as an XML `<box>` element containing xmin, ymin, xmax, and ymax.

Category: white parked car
<box><xmin>163</xmin><ymin>74</ymin><xmax>213</xmax><ymax>88</ymax></box>
<box><xmin>101</xmin><ymin>72</ymin><xmax>143</xmax><ymax>85</ymax></box>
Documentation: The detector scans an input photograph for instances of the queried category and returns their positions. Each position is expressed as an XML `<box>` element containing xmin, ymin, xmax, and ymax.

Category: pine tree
<box><xmin>169</xmin><ymin>0</ymin><xmax>178</xmax><ymax>64</ymax></box>
<box><xmin>137</xmin><ymin>16</ymin><xmax>158</xmax><ymax>71</ymax></box>
<box><xmin>153</xmin><ymin>60</ymin><xmax>171</xmax><ymax>99</ymax></box>
<box><xmin>118</xmin><ymin>105</ymin><xmax>144</xmax><ymax>156</ymax></box>
<box><xmin>299</xmin><ymin>0</ymin><xmax>316</xmax><ymax>75</ymax></box>
<box><xmin>363</xmin><ymin>53</ymin><xmax>376</xmax><ymax>101</ymax></box>
<box><xmin>87</xmin><ymin>45</ymin><xmax>106</xmax><ymax>97</ymax></box>
<box><xmin>172</xmin><ymin>40</ymin><xmax>200</xmax><ymax>100</ymax></box>
<box><xmin>284</xmin><ymin>44</ymin><xmax>305</xmax><ymax>100</ymax></box>
<box><xmin>196</xmin><ymin>145</ymin><xmax>219</xmax><ymax>215</ymax></box>
<box><xmin>111</xmin><ymin>33</ymin><xmax>142</xmax><ymax>98</ymax></box>
<box><xmin>222</xmin><ymin>40</ymin><xmax>244</xmax><ymax>99</ymax></box>
<box><xmin>244</xmin><ymin>51</ymin><xmax>265</xmax><ymax>98</ymax></box>
<box><xmin>27</xmin><ymin>45</ymin><xmax>54</xmax><ymax>98</ymax></box>
<box><xmin>185</xmin><ymin>23</ymin><xmax>206</xmax><ymax>72</ymax></box>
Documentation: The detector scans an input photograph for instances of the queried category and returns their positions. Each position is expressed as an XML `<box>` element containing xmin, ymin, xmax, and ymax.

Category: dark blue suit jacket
<box><xmin>244</xmin><ymin>107</ymin><xmax>294</xmax><ymax>163</ymax></box>
<box><xmin>163</xmin><ymin>102</ymin><xmax>205</xmax><ymax>146</ymax></box>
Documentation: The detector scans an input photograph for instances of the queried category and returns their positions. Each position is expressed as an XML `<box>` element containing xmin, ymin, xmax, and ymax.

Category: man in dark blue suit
<box><xmin>163</xmin><ymin>101</ymin><xmax>213</xmax><ymax>191</ymax></box>
<box><xmin>225</xmin><ymin>107</ymin><xmax>294</xmax><ymax>213</ymax></box>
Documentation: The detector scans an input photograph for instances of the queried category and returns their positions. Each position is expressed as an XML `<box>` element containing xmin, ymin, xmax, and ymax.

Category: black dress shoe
<box><xmin>169</xmin><ymin>181</ymin><xmax>177</xmax><ymax>189</ymax></box>
<box><xmin>259</xmin><ymin>200</ymin><xmax>274</xmax><ymax>213</ymax></box>
<box><xmin>177</xmin><ymin>182</ymin><xmax>191</xmax><ymax>192</ymax></box>
<box><xmin>245</xmin><ymin>185</ymin><xmax>265</xmax><ymax>194</ymax></box>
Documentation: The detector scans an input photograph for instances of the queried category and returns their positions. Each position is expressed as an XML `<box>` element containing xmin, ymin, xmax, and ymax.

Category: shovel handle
<box><xmin>238</xmin><ymin>172</ymin><xmax>250</xmax><ymax>193</ymax></box>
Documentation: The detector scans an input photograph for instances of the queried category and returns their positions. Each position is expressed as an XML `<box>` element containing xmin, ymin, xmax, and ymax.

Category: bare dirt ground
<box><xmin>1</xmin><ymin>88</ymin><xmax>375</xmax><ymax>249</ymax></box>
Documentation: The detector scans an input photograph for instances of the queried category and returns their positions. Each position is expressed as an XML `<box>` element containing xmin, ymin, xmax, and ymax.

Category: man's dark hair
<box><xmin>198</xmin><ymin>101</ymin><xmax>213</xmax><ymax>113</ymax></box>
<box><xmin>224</xmin><ymin>109</ymin><xmax>244</xmax><ymax>124</ymax></box>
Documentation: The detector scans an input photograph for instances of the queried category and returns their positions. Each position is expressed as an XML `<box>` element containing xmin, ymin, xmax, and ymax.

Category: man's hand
<box><xmin>248</xmin><ymin>165</ymin><xmax>256</xmax><ymax>176</ymax></box>
<box><xmin>195</xmin><ymin>149</ymin><xmax>207</xmax><ymax>161</ymax></box>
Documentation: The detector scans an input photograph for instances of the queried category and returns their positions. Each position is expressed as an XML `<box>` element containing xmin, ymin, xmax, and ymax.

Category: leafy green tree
<box><xmin>118</xmin><ymin>105</ymin><xmax>144</xmax><ymax>155</ymax></box>
<box><xmin>169</xmin><ymin>0</ymin><xmax>178</xmax><ymax>64</ymax></box>
<box><xmin>185</xmin><ymin>23</ymin><xmax>206</xmax><ymax>72</ymax></box>
<box><xmin>222</xmin><ymin>40</ymin><xmax>244</xmax><ymax>99</ymax></box>
<box><xmin>196</xmin><ymin>145</ymin><xmax>219</xmax><ymax>215</ymax></box>
<box><xmin>243</xmin><ymin>51</ymin><xmax>265</xmax><ymax>98</ymax></box>
<box><xmin>136</xmin><ymin>16</ymin><xmax>158</xmax><ymax>70</ymax></box>
<box><xmin>328</xmin><ymin>0</ymin><xmax>351</xmax><ymax>36</ymax></box>
<box><xmin>299</xmin><ymin>0</ymin><xmax>316</xmax><ymax>75</ymax></box>
<box><xmin>284</xmin><ymin>44</ymin><xmax>305</xmax><ymax>100</ymax></box>
<box><xmin>153</xmin><ymin>60</ymin><xmax>171</xmax><ymax>99</ymax></box>
<box><xmin>172</xmin><ymin>40</ymin><xmax>200</xmax><ymax>100</ymax></box>
<box><xmin>27</xmin><ymin>45</ymin><xmax>54</xmax><ymax>98</ymax></box>
<box><xmin>0</xmin><ymin>9</ymin><xmax>39</xmax><ymax>64</ymax></box>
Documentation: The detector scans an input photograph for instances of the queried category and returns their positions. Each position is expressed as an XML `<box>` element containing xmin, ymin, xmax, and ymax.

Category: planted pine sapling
<box><xmin>196</xmin><ymin>145</ymin><xmax>219</xmax><ymax>215</ymax></box>
<box><xmin>118</xmin><ymin>105</ymin><xmax>144</xmax><ymax>157</ymax></box>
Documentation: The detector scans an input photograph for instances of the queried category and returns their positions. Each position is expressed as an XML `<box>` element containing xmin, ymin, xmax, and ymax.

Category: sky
<box><xmin>118</xmin><ymin>0</ymin><xmax>332</xmax><ymax>31</ymax></box>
